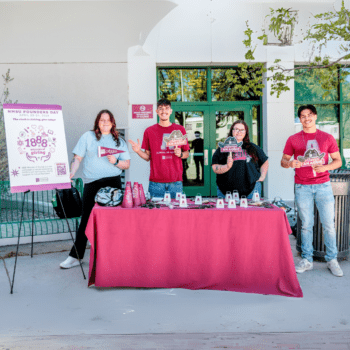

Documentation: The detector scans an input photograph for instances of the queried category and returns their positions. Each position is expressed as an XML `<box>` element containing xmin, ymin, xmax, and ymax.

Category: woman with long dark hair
<box><xmin>212</xmin><ymin>120</ymin><xmax>269</xmax><ymax>198</ymax></box>
<box><xmin>60</xmin><ymin>109</ymin><xmax>130</xmax><ymax>269</ymax></box>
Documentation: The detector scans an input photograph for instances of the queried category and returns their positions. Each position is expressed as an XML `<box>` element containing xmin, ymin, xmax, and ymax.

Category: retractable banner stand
<box><xmin>2</xmin><ymin>104</ymin><xmax>83</xmax><ymax>294</ymax></box>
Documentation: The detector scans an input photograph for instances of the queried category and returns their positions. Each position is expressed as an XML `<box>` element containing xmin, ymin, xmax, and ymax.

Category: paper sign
<box><xmin>176</xmin><ymin>192</ymin><xmax>182</xmax><ymax>201</ymax></box>
<box><xmin>98</xmin><ymin>146</ymin><xmax>125</xmax><ymax>157</ymax></box>
<box><xmin>252</xmin><ymin>190</ymin><xmax>260</xmax><ymax>203</ymax></box>
<box><xmin>216</xmin><ymin>198</ymin><xmax>225</xmax><ymax>208</ymax></box>
<box><xmin>180</xmin><ymin>198</ymin><xmax>188</xmax><ymax>208</ymax></box>
<box><xmin>164</xmin><ymin>192</ymin><xmax>171</xmax><ymax>203</ymax></box>
<box><xmin>3</xmin><ymin>104</ymin><xmax>71</xmax><ymax>193</ymax></box>
<box><xmin>219</xmin><ymin>137</ymin><xmax>243</xmax><ymax>153</ymax></box>
<box><xmin>163</xmin><ymin>130</ymin><xmax>188</xmax><ymax>148</ymax></box>
<box><xmin>240</xmin><ymin>197</ymin><xmax>248</xmax><ymax>208</ymax></box>
<box><xmin>132</xmin><ymin>104</ymin><xmax>153</xmax><ymax>119</ymax></box>
<box><xmin>228</xmin><ymin>199</ymin><xmax>236</xmax><ymax>208</ymax></box>
<box><xmin>195</xmin><ymin>195</ymin><xmax>202</xmax><ymax>205</ymax></box>
<box><xmin>225</xmin><ymin>192</ymin><xmax>232</xmax><ymax>203</ymax></box>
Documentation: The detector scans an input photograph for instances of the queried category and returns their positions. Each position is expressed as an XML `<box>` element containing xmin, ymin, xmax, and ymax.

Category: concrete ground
<box><xmin>0</xmin><ymin>235</ymin><xmax>350</xmax><ymax>349</ymax></box>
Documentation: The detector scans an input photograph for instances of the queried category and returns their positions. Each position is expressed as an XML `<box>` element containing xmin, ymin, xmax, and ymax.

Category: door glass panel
<box><xmin>252</xmin><ymin>105</ymin><xmax>260</xmax><ymax>145</ymax></box>
<box><xmin>211</xmin><ymin>68</ymin><xmax>261</xmax><ymax>102</ymax></box>
<box><xmin>175</xmin><ymin>111</ymin><xmax>205</xmax><ymax>186</ymax></box>
<box><xmin>343</xmin><ymin>68</ymin><xmax>350</xmax><ymax>101</ymax></box>
<box><xmin>343</xmin><ymin>104</ymin><xmax>350</xmax><ymax>167</ymax></box>
<box><xmin>215</xmin><ymin>111</ymin><xmax>244</xmax><ymax>148</ymax></box>
<box><xmin>294</xmin><ymin>104</ymin><xmax>340</xmax><ymax>147</ymax></box>
<box><xmin>158</xmin><ymin>69</ymin><xmax>207</xmax><ymax>102</ymax></box>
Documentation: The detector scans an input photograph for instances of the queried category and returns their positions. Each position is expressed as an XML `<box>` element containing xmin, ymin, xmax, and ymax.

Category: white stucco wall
<box><xmin>0</xmin><ymin>63</ymin><xmax>128</xmax><ymax>179</ymax></box>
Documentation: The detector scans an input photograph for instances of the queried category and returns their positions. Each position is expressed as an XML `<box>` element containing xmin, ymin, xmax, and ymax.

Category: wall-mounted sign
<box><xmin>132</xmin><ymin>104</ymin><xmax>153</xmax><ymax>119</ymax></box>
<box><xmin>3</xmin><ymin>104</ymin><xmax>71</xmax><ymax>193</ymax></box>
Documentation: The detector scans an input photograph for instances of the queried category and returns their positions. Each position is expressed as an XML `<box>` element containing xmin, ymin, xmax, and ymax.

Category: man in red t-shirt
<box><xmin>129</xmin><ymin>99</ymin><xmax>190</xmax><ymax>198</ymax></box>
<box><xmin>281</xmin><ymin>104</ymin><xmax>343</xmax><ymax>277</ymax></box>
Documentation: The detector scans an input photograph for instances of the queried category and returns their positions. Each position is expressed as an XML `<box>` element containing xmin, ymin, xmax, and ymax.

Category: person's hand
<box><xmin>227</xmin><ymin>155</ymin><xmax>234</xmax><ymax>169</ymax></box>
<box><xmin>128</xmin><ymin>139</ymin><xmax>141</xmax><ymax>153</ymax></box>
<box><xmin>289</xmin><ymin>159</ymin><xmax>302</xmax><ymax>168</ymax></box>
<box><xmin>313</xmin><ymin>165</ymin><xmax>327</xmax><ymax>173</ymax></box>
<box><xmin>107</xmin><ymin>155</ymin><xmax>116</xmax><ymax>164</ymax></box>
<box><xmin>174</xmin><ymin>147</ymin><xmax>182</xmax><ymax>158</ymax></box>
<box><xmin>257</xmin><ymin>175</ymin><xmax>265</xmax><ymax>182</ymax></box>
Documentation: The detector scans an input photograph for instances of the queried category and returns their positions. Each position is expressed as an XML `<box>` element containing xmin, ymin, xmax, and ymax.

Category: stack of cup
<box><xmin>122</xmin><ymin>182</ymin><xmax>133</xmax><ymax>208</ymax></box>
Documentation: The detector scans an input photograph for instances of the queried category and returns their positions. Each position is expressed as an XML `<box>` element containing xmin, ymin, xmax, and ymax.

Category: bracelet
<box><xmin>114</xmin><ymin>158</ymin><xmax>119</xmax><ymax>166</ymax></box>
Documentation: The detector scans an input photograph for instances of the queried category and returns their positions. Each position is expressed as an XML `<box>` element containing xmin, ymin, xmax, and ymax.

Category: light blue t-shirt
<box><xmin>73</xmin><ymin>131</ymin><xmax>131</xmax><ymax>183</ymax></box>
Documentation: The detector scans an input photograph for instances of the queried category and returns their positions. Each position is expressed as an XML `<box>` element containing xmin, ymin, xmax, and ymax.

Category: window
<box><xmin>295</xmin><ymin>68</ymin><xmax>350</xmax><ymax>167</ymax></box>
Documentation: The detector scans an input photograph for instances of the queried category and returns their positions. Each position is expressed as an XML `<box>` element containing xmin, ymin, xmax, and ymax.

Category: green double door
<box><xmin>171</xmin><ymin>104</ymin><xmax>252</xmax><ymax>196</ymax></box>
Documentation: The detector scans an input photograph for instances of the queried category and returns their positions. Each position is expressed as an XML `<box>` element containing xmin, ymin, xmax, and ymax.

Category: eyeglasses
<box><xmin>233</xmin><ymin>128</ymin><xmax>246</xmax><ymax>133</ymax></box>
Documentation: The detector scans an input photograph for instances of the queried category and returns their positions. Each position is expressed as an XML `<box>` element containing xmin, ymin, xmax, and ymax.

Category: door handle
<box><xmin>204</xmin><ymin>149</ymin><xmax>208</xmax><ymax>166</ymax></box>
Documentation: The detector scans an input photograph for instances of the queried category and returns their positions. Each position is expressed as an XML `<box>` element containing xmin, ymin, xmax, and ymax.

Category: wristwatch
<box><xmin>114</xmin><ymin>158</ymin><xmax>120</xmax><ymax>166</ymax></box>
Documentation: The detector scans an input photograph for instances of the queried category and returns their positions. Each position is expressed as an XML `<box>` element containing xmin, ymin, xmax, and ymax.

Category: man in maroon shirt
<box><xmin>129</xmin><ymin>99</ymin><xmax>190</xmax><ymax>198</ymax></box>
<box><xmin>281</xmin><ymin>105</ymin><xmax>343</xmax><ymax>277</ymax></box>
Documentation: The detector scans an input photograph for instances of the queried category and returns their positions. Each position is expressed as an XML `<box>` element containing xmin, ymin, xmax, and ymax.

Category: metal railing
<box><xmin>0</xmin><ymin>179</ymin><xmax>83</xmax><ymax>239</ymax></box>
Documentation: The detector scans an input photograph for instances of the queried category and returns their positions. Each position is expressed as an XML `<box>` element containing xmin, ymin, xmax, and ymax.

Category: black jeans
<box><xmin>69</xmin><ymin>175</ymin><xmax>121</xmax><ymax>260</ymax></box>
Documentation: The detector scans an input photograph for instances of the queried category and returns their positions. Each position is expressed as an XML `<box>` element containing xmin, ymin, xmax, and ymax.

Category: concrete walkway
<box><xmin>1</xmin><ymin>235</ymin><xmax>349</xmax><ymax>349</ymax></box>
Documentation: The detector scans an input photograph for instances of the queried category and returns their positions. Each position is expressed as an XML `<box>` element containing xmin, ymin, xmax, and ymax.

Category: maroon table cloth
<box><xmin>85</xmin><ymin>204</ymin><xmax>303</xmax><ymax>298</ymax></box>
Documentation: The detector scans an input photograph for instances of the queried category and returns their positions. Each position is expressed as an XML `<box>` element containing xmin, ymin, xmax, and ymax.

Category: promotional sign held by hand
<box><xmin>98</xmin><ymin>146</ymin><xmax>125</xmax><ymax>157</ymax></box>
<box><xmin>219</xmin><ymin>137</ymin><xmax>243</xmax><ymax>156</ymax></box>
<box><xmin>163</xmin><ymin>130</ymin><xmax>188</xmax><ymax>148</ymax></box>
<box><xmin>297</xmin><ymin>148</ymin><xmax>325</xmax><ymax>176</ymax></box>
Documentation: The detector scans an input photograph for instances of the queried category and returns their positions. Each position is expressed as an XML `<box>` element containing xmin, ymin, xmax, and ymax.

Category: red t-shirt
<box><xmin>141</xmin><ymin>124</ymin><xmax>190</xmax><ymax>183</ymax></box>
<box><xmin>283</xmin><ymin>130</ymin><xmax>339</xmax><ymax>185</ymax></box>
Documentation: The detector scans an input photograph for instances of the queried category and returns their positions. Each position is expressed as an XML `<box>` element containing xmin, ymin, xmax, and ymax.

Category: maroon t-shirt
<box><xmin>141</xmin><ymin>124</ymin><xmax>190</xmax><ymax>183</ymax></box>
<box><xmin>283</xmin><ymin>130</ymin><xmax>339</xmax><ymax>185</ymax></box>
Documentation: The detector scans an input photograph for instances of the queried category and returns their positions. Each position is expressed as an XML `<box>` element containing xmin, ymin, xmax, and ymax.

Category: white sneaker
<box><xmin>295</xmin><ymin>258</ymin><xmax>313</xmax><ymax>273</ymax></box>
<box><xmin>60</xmin><ymin>256</ymin><xmax>81</xmax><ymax>269</ymax></box>
<box><xmin>327</xmin><ymin>259</ymin><xmax>343</xmax><ymax>277</ymax></box>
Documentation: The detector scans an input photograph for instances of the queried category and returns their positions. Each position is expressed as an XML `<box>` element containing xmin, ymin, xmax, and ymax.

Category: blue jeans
<box><xmin>217</xmin><ymin>181</ymin><xmax>262</xmax><ymax>199</ymax></box>
<box><xmin>295</xmin><ymin>181</ymin><xmax>338</xmax><ymax>262</ymax></box>
<box><xmin>149</xmin><ymin>181</ymin><xmax>183</xmax><ymax>199</ymax></box>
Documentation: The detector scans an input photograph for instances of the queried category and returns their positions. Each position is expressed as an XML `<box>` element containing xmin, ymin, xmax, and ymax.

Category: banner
<box><xmin>3</xmin><ymin>104</ymin><xmax>71</xmax><ymax>193</ymax></box>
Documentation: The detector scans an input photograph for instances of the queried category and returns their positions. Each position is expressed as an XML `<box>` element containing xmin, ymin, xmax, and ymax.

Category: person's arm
<box><xmin>257</xmin><ymin>160</ymin><xmax>269</xmax><ymax>182</ymax></box>
<box><xmin>313</xmin><ymin>151</ymin><xmax>342</xmax><ymax>173</ymax></box>
<box><xmin>106</xmin><ymin>155</ymin><xmax>130</xmax><ymax>170</ymax></box>
<box><xmin>281</xmin><ymin>154</ymin><xmax>302</xmax><ymax>169</ymax></box>
<box><xmin>70</xmin><ymin>154</ymin><xmax>83</xmax><ymax>179</ymax></box>
<box><xmin>128</xmin><ymin>139</ymin><xmax>150</xmax><ymax>162</ymax></box>
<box><xmin>212</xmin><ymin>155</ymin><xmax>233</xmax><ymax>174</ymax></box>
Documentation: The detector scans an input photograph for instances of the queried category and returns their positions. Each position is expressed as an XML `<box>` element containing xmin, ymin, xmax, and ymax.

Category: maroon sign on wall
<box><xmin>132</xmin><ymin>105</ymin><xmax>153</xmax><ymax>119</ymax></box>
